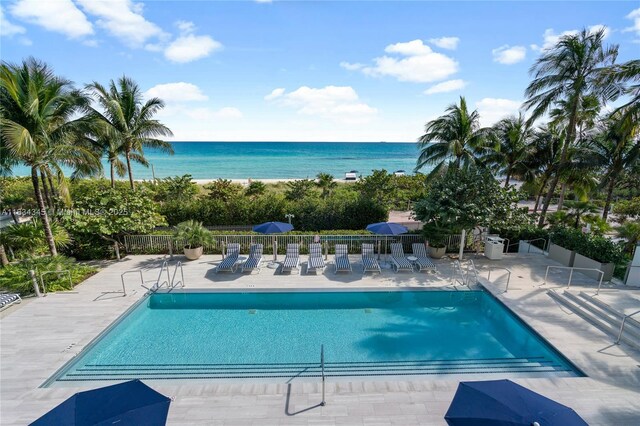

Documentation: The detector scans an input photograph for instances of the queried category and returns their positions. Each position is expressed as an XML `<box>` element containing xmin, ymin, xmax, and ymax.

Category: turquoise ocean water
<box><xmin>10</xmin><ymin>142</ymin><xmax>420</xmax><ymax>180</ymax></box>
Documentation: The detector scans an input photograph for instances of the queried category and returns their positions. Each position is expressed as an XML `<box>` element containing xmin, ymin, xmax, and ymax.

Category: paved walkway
<box><xmin>1</xmin><ymin>253</ymin><xmax>639</xmax><ymax>425</ymax></box>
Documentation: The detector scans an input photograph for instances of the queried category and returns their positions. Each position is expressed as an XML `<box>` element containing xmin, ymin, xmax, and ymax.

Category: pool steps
<box><xmin>547</xmin><ymin>290</ymin><xmax>640</xmax><ymax>349</ymax></box>
<box><xmin>58</xmin><ymin>357</ymin><xmax>573</xmax><ymax>381</ymax></box>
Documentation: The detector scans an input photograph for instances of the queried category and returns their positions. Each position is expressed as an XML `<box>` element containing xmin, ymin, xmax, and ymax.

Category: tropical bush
<box><xmin>613</xmin><ymin>197</ymin><xmax>640</xmax><ymax>222</ymax></box>
<box><xmin>0</xmin><ymin>219</ymin><xmax>71</xmax><ymax>259</ymax></box>
<box><xmin>0</xmin><ymin>256</ymin><xmax>96</xmax><ymax>295</ymax></box>
<box><xmin>549</xmin><ymin>226</ymin><xmax>627</xmax><ymax>265</ymax></box>
<box><xmin>174</xmin><ymin>220</ymin><xmax>214</xmax><ymax>249</ymax></box>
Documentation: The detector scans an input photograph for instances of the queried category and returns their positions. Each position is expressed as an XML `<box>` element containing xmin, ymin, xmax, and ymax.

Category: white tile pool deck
<box><xmin>1</xmin><ymin>253</ymin><xmax>639</xmax><ymax>425</ymax></box>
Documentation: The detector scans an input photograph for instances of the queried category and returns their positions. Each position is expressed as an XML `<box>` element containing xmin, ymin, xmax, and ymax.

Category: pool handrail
<box><xmin>487</xmin><ymin>266</ymin><xmax>512</xmax><ymax>292</ymax></box>
<box><xmin>170</xmin><ymin>261</ymin><xmax>185</xmax><ymax>290</ymax></box>
<box><xmin>542</xmin><ymin>265</ymin><xmax>605</xmax><ymax>294</ymax></box>
<box><xmin>616</xmin><ymin>310</ymin><xmax>640</xmax><ymax>345</ymax></box>
<box><xmin>39</xmin><ymin>269</ymin><xmax>72</xmax><ymax>295</ymax></box>
<box><xmin>120</xmin><ymin>269</ymin><xmax>144</xmax><ymax>295</ymax></box>
<box><xmin>320</xmin><ymin>344</ymin><xmax>326</xmax><ymax>406</ymax></box>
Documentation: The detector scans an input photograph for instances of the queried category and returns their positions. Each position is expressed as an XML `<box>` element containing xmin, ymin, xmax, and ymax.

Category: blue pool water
<box><xmin>48</xmin><ymin>291</ymin><xmax>580</xmax><ymax>385</ymax></box>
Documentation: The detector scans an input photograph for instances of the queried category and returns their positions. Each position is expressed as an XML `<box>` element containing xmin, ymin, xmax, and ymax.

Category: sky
<box><xmin>1</xmin><ymin>0</ymin><xmax>639</xmax><ymax>142</ymax></box>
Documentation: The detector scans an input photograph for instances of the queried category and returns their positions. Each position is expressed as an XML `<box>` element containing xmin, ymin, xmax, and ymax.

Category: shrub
<box><xmin>0</xmin><ymin>256</ymin><xmax>96</xmax><ymax>295</ymax></box>
<box><xmin>204</xmin><ymin>179</ymin><xmax>243</xmax><ymax>201</ymax></box>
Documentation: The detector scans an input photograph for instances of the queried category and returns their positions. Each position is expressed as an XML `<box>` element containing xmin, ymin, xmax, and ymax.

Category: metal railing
<box><xmin>120</xmin><ymin>270</ymin><xmax>144</xmax><ymax>296</ymax></box>
<box><xmin>142</xmin><ymin>261</ymin><xmax>171</xmax><ymax>292</ymax></box>
<box><xmin>525</xmin><ymin>238</ymin><xmax>549</xmax><ymax>253</ymax></box>
<box><xmin>451</xmin><ymin>261</ymin><xmax>466</xmax><ymax>287</ymax></box>
<box><xmin>542</xmin><ymin>265</ymin><xmax>605</xmax><ymax>294</ymax></box>
<box><xmin>465</xmin><ymin>260</ymin><xmax>479</xmax><ymax>285</ymax></box>
<box><xmin>169</xmin><ymin>261</ymin><xmax>185</xmax><ymax>290</ymax></box>
<box><xmin>39</xmin><ymin>270</ymin><xmax>72</xmax><ymax>294</ymax></box>
<box><xmin>615</xmin><ymin>310</ymin><xmax>640</xmax><ymax>344</ymax></box>
<box><xmin>320</xmin><ymin>344</ymin><xmax>326</xmax><ymax>406</ymax></box>
<box><xmin>487</xmin><ymin>267</ymin><xmax>512</xmax><ymax>292</ymax></box>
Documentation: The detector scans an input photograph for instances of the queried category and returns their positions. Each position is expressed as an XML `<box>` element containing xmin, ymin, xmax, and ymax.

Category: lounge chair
<box><xmin>412</xmin><ymin>243</ymin><xmax>437</xmax><ymax>273</ymax></box>
<box><xmin>241</xmin><ymin>244</ymin><xmax>263</xmax><ymax>273</ymax></box>
<box><xmin>334</xmin><ymin>244</ymin><xmax>352</xmax><ymax>274</ymax></box>
<box><xmin>361</xmin><ymin>243</ymin><xmax>381</xmax><ymax>273</ymax></box>
<box><xmin>217</xmin><ymin>243</ymin><xmax>240</xmax><ymax>273</ymax></box>
<box><xmin>307</xmin><ymin>243</ymin><xmax>325</xmax><ymax>274</ymax></box>
<box><xmin>390</xmin><ymin>243</ymin><xmax>414</xmax><ymax>272</ymax></box>
<box><xmin>281</xmin><ymin>243</ymin><xmax>300</xmax><ymax>274</ymax></box>
<box><xmin>0</xmin><ymin>293</ymin><xmax>22</xmax><ymax>311</ymax></box>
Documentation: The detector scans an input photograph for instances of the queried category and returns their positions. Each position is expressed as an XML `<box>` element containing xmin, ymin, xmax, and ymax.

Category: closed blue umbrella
<box><xmin>366</xmin><ymin>222</ymin><xmax>408</xmax><ymax>235</ymax></box>
<box><xmin>31</xmin><ymin>380</ymin><xmax>171</xmax><ymax>426</ymax></box>
<box><xmin>445</xmin><ymin>380</ymin><xmax>588</xmax><ymax>426</ymax></box>
<box><xmin>253</xmin><ymin>221</ymin><xmax>294</xmax><ymax>234</ymax></box>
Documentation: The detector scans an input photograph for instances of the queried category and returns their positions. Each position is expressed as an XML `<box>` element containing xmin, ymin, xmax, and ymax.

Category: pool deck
<box><xmin>1</xmin><ymin>253</ymin><xmax>639</xmax><ymax>425</ymax></box>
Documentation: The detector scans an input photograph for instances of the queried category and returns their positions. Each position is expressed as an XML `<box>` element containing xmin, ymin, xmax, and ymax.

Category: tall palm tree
<box><xmin>415</xmin><ymin>96</ymin><xmax>491</xmax><ymax>179</ymax></box>
<box><xmin>0</xmin><ymin>58</ymin><xmax>99</xmax><ymax>256</ymax></box>
<box><xmin>316</xmin><ymin>173</ymin><xmax>337</xmax><ymax>199</ymax></box>
<box><xmin>588</xmin><ymin>110</ymin><xmax>640</xmax><ymax>219</ymax></box>
<box><xmin>524</xmin><ymin>28</ymin><xmax>618</xmax><ymax>227</ymax></box>
<box><xmin>484</xmin><ymin>114</ymin><xmax>534</xmax><ymax>187</ymax></box>
<box><xmin>87</xmin><ymin>77</ymin><xmax>173</xmax><ymax>190</ymax></box>
<box><xmin>524</xmin><ymin>125</ymin><xmax>564</xmax><ymax>213</ymax></box>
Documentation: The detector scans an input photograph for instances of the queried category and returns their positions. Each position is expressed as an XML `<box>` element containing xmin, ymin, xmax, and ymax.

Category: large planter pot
<box><xmin>183</xmin><ymin>246</ymin><xmax>203</xmax><ymax>260</ymax></box>
<box><xmin>548</xmin><ymin>242</ymin><xmax>575</xmax><ymax>267</ymax></box>
<box><xmin>428</xmin><ymin>246</ymin><xmax>446</xmax><ymax>259</ymax></box>
<box><xmin>573</xmin><ymin>253</ymin><xmax>614</xmax><ymax>282</ymax></box>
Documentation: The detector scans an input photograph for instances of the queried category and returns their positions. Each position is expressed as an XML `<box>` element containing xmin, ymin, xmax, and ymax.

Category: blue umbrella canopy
<box><xmin>31</xmin><ymin>380</ymin><xmax>171</xmax><ymax>426</ymax></box>
<box><xmin>253</xmin><ymin>221</ymin><xmax>294</xmax><ymax>234</ymax></box>
<box><xmin>445</xmin><ymin>380</ymin><xmax>588</xmax><ymax>426</ymax></box>
<box><xmin>366</xmin><ymin>222</ymin><xmax>409</xmax><ymax>235</ymax></box>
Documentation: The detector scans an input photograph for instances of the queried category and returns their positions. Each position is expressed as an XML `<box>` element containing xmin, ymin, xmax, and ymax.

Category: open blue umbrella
<box><xmin>366</xmin><ymin>222</ymin><xmax>408</xmax><ymax>235</ymax></box>
<box><xmin>31</xmin><ymin>380</ymin><xmax>171</xmax><ymax>426</ymax></box>
<box><xmin>445</xmin><ymin>379</ymin><xmax>588</xmax><ymax>426</ymax></box>
<box><xmin>253</xmin><ymin>221</ymin><xmax>294</xmax><ymax>234</ymax></box>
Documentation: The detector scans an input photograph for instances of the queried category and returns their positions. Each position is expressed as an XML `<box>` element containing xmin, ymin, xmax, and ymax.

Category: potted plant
<box><xmin>174</xmin><ymin>220</ymin><xmax>214</xmax><ymax>260</ymax></box>
<box><xmin>423</xmin><ymin>224</ymin><xmax>448</xmax><ymax>259</ymax></box>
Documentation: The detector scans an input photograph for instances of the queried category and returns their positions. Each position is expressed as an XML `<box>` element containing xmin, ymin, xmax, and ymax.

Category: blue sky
<box><xmin>1</xmin><ymin>0</ymin><xmax>639</xmax><ymax>141</ymax></box>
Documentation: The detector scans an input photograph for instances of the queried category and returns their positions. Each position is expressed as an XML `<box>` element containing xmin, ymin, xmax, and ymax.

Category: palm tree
<box><xmin>588</xmin><ymin>110</ymin><xmax>640</xmax><ymax>219</ymax></box>
<box><xmin>87</xmin><ymin>77</ymin><xmax>173</xmax><ymax>190</ymax></box>
<box><xmin>563</xmin><ymin>200</ymin><xmax>599</xmax><ymax>229</ymax></box>
<box><xmin>484</xmin><ymin>114</ymin><xmax>534</xmax><ymax>187</ymax></box>
<box><xmin>316</xmin><ymin>173</ymin><xmax>337</xmax><ymax>199</ymax></box>
<box><xmin>524</xmin><ymin>28</ymin><xmax>619</xmax><ymax>227</ymax></box>
<box><xmin>523</xmin><ymin>125</ymin><xmax>564</xmax><ymax>213</ymax></box>
<box><xmin>0</xmin><ymin>58</ymin><xmax>99</xmax><ymax>256</ymax></box>
<box><xmin>415</xmin><ymin>97</ymin><xmax>491</xmax><ymax>179</ymax></box>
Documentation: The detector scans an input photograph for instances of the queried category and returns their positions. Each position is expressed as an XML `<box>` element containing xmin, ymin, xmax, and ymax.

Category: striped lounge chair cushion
<box><xmin>243</xmin><ymin>244</ymin><xmax>263</xmax><ymax>270</ymax></box>
<box><xmin>283</xmin><ymin>244</ymin><xmax>300</xmax><ymax>269</ymax></box>
<box><xmin>334</xmin><ymin>245</ymin><xmax>351</xmax><ymax>271</ymax></box>
<box><xmin>412</xmin><ymin>243</ymin><xmax>436</xmax><ymax>270</ymax></box>
<box><xmin>308</xmin><ymin>244</ymin><xmax>325</xmax><ymax>269</ymax></box>
<box><xmin>0</xmin><ymin>293</ymin><xmax>20</xmax><ymax>307</ymax></box>
<box><xmin>391</xmin><ymin>243</ymin><xmax>413</xmax><ymax>270</ymax></box>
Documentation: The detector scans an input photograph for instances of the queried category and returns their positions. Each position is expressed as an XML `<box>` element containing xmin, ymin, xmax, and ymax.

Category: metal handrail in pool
<box><xmin>170</xmin><ymin>261</ymin><xmax>185</xmax><ymax>290</ymax></box>
<box><xmin>320</xmin><ymin>344</ymin><xmax>326</xmax><ymax>406</ymax></box>
<box><xmin>542</xmin><ymin>265</ymin><xmax>605</xmax><ymax>294</ymax></box>
<box><xmin>120</xmin><ymin>270</ymin><xmax>144</xmax><ymax>295</ymax></box>
<box><xmin>487</xmin><ymin>267</ymin><xmax>512</xmax><ymax>292</ymax></box>
<box><xmin>616</xmin><ymin>310</ymin><xmax>640</xmax><ymax>345</ymax></box>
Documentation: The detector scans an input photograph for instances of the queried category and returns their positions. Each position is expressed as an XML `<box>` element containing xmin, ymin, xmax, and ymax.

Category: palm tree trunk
<box><xmin>46</xmin><ymin>169</ymin><xmax>58</xmax><ymax>198</ymax></box>
<box><xmin>9</xmin><ymin>208</ymin><xmax>19</xmax><ymax>224</ymax></box>
<box><xmin>557</xmin><ymin>182</ymin><xmax>567</xmax><ymax>211</ymax></box>
<box><xmin>602</xmin><ymin>176</ymin><xmax>616</xmax><ymax>220</ymax></box>
<box><xmin>40</xmin><ymin>169</ymin><xmax>52</xmax><ymax>208</ymax></box>
<box><xmin>504</xmin><ymin>169</ymin><xmax>511</xmax><ymax>188</ymax></box>
<box><xmin>110</xmin><ymin>160</ymin><xmax>115</xmax><ymax>189</ymax></box>
<box><xmin>125</xmin><ymin>151</ymin><xmax>135</xmax><ymax>190</ymax></box>
<box><xmin>534</xmin><ymin>175</ymin><xmax>549</xmax><ymax>213</ymax></box>
<box><xmin>31</xmin><ymin>167</ymin><xmax>57</xmax><ymax>256</ymax></box>
<box><xmin>0</xmin><ymin>244</ymin><xmax>8</xmax><ymax>267</ymax></box>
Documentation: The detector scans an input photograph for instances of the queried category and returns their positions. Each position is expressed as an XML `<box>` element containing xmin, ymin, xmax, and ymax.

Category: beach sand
<box><xmin>193</xmin><ymin>178</ymin><xmax>358</xmax><ymax>185</ymax></box>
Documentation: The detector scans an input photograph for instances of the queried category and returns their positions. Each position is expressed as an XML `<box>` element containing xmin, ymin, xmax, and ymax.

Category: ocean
<box><xmin>10</xmin><ymin>142</ymin><xmax>421</xmax><ymax>180</ymax></box>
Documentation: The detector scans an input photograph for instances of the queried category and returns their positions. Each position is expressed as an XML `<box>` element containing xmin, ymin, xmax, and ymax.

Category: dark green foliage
<box><xmin>490</xmin><ymin>225</ymin><xmax>550</xmax><ymax>253</ymax></box>
<box><xmin>204</xmin><ymin>179</ymin><xmax>243</xmax><ymax>201</ymax></box>
<box><xmin>153</xmin><ymin>174</ymin><xmax>198</xmax><ymax>202</ymax></box>
<box><xmin>245</xmin><ymin>180</ymin><xmax>266</xmax><ymax>197</ymax></box>
<box><xmin>285</xmin><ymin>179</ymin><xmax>317</xmax><ymax>200</ymax></box>
<box><xmin>549</xmin><ymin>226</ymin><xmax>627</xmax><ymax>265</ymax></box>
<box><xmin>0</xmin><ymin>256</ymin><xmax>96</xmax><ymax>295</ymax></box>
<box><xmin>613</xmin><ymin>197</ymin><xmax>640</xmax><ymax>222</ymax></box>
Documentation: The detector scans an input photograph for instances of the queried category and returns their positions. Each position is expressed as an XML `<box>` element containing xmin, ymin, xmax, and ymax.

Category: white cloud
<box><xmin>339</xmin><ymin>61</ymin><xmax>364</xmax><ymax>71</ymax></box>
<box><xmin>349</xmin><ymin>39</ymin><xmax>458</xmax><ymax>83</ymax></box>
<box><xmin>10</xmin><ymin>0</ymin><xmax>93</xmax><ymax>38</ymax></box>
<box><xmin>476</xmin><ymin>98</ymin><xmax>522</xmax><ymax>126</ymax></box>
<box><xmin>531</xmin><ymin>25</ymin><xmax>610</xmax><ymax>52</ymax></box>
<box><xmin>0</xmin><ymin>6</ymin><xmax>26</xmax><ymax>37</ymax></box>
<box><xmin>214</xmin><ymin>107</ymin><xmax>243</xmax><ymax>119</ymax></box>
<box><xmin>76</xmin><ymin>0</ymin><xmax>166</xmax><ymax>47</ymax></box>
<box><xmin>266</xmin><ymin>86</ymin><xmax>378</xmax><ymax>123</ymax></box>
<box><xmin>254</xmin><ymin>0</ymin><xmax>273</xmax><ymax>3</ymax></box>
<box><xmin>264</xmin><ymin>88</ymin><xmax>285</xmax><ymax>101</ymax></box>
<box><xmin>145</xmin><ymin>82</ymin><xmax>208</xmax><ymax>102</ymax></box>
<box><xmin>424</xmin><ymin>79</ymin><xmax>467</xmax><ymax>95</ymax></box>
<box><xmin>492</xmin><ymin>45</ymin><xmax>526</xmax><ymax>64</ymax></box>
<box><xmin>428</xmin><ymin>37</ymin><xmax>460</xmax><ymax>50</ymax></box>
<box><xmin>624</xmin><ymin>8</ymin><xmax>640</xmax><ymax>38</ymax></box>
<box><xmin>163</xmin><ymin>21</ymin><xmax>222</xmax><ymax>63</ymax></box>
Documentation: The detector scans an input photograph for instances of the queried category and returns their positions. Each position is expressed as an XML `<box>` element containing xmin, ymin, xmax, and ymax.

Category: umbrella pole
<box><xmin>273</xmin><ymin>236</ymin><xmax>277</xmax><ymax>262</ymax></box>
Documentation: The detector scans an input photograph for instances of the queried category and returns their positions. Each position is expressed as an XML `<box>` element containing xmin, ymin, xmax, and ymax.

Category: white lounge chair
<box><xmin>217</xmin><ymin>243</ymin><xmax>240</xmax><ymax>273</ymax></box>
<box><xmin>334</xmin><ymin>244</ymin><xmax>352</xmax><ymax>274</ymax></box>
<box><xmin>281</xmin><ymin>243</ymin><xmax>300</xmax><ymax>274</ymax></box>
<box><xmin>412</xmin><ymin>243</ymin><xmax>437</xmax><ymax>273</ymax></box>
<box><xmin>307</xmin><ymin>243</ymin><xmax>325</xmax><ymax>274</ymax></box>
<box><xmin>390</xmin><ymin>243</ymin><xmax>414</xmax><ymax>272</ymax></box>
<box><xmin>242</xmin><ymin>244</ymin><xmax>263</xmax><ymax>273</ymax></box>
<box><xmin>0</xmin><ymin>293</ymin><xmax>22</xmax><ymax>311</ymax></box>
<box><xmin>361</xmin><ymin>243</ymin><xmax>381</xmax><ymax>274</ymax></box>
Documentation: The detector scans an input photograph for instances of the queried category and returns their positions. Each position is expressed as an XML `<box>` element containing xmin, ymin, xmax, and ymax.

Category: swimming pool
<box><xmin>46</xmin><ymin>290</ymin><xmax>582</xmax><ymax>385</ymax></box>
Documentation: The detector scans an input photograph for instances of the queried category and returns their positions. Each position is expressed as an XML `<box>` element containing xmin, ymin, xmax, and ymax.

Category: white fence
<box><xmin>124</xmin><ymin>233</ymin><xmax>469</xmax><ymax>255</ymax></box>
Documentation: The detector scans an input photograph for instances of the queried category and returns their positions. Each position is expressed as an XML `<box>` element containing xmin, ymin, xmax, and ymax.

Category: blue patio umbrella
<box><xmin>444</xmin><ymin>379</ymin><xmax>588</xmax><ymax>426</ymax></box>
<box><xmin>31</xmin><ymin>380</ymin><xmax>171</xmax><ymax>426</ymax></box>
<box><xmin>366</xmin><ymin>222</ymin><xmax>409</xmax><ymax>235</ymax></box>
<box><xmin>253</xmin><ymin>221</ymin><xmax>294</xmax><ymax>262</ymax></box>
